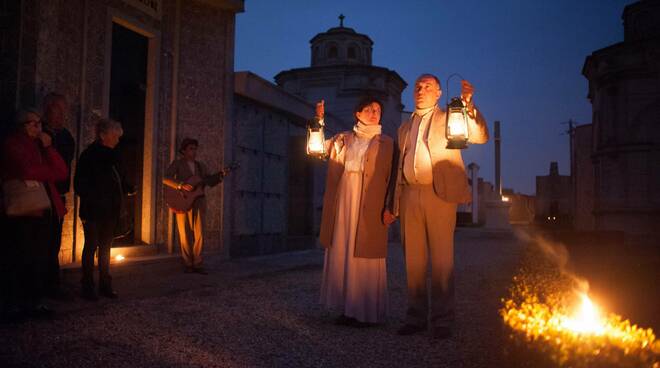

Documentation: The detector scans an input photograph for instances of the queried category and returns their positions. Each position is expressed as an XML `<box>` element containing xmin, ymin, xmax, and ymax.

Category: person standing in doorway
<box><xmin>74</xmin><ymin>118</ymin><xmax>133</xmax><ymax>301</ymax></box>
<box><xmin>388</xmin><ymin>74</ymin><xmax>488</xmax><ymax>339</ymax></box>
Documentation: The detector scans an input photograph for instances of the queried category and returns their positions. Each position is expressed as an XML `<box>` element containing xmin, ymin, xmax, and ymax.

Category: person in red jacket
<box><xmin>1</xmin><ymin>108</ymin><xmax>67</xmax><ymax>319</ymax></box>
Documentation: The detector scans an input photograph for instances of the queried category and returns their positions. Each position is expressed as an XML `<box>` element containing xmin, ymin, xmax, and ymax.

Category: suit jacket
<box><xmin>392</xmin><ymin>105</ymin><xmax>488</xmax><ymax>215</ymax></box>
<box><xmin>319</xmin><ymin>131</ymin><xmax>394</xmax><ymax>258</ymax></box>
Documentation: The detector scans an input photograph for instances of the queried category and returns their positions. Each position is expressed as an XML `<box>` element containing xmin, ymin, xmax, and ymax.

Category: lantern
<box><xmin>445</xmin><ymin>96</ymin><xmax>469</xmax><ymax>149</ymax></box>
<box><xmin>306</xmin><ymin>118</ymin><xmax>326</xmax><ymax>158</ymax></box>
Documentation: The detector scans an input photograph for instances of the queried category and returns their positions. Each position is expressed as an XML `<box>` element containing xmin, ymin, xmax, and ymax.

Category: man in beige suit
<box><xmin>386</xmin><ymin>74</ymin><xmax>489</xmax><ymax>339</ymax></box>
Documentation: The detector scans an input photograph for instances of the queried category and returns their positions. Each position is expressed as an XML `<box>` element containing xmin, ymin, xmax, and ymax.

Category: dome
<box><xmin>309</xmin><ymin>15</ymin><xmax>373</xmax><ymax>67</ymax></box>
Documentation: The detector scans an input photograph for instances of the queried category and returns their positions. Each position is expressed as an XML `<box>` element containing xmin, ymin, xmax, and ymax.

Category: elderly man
<box><xmin>41</xmin><ymin>93</ymin><xmax>75</xmax><ymax>299</ymax></box>
<box><xmin>387</xmin><ymin>74</ymin><xmax>489</xmax><ymax>339</ymax></box>
<box><xmin>74</xmin><ymin>118</ymin><xmax>132</xmax><ymax>301</ymax></box>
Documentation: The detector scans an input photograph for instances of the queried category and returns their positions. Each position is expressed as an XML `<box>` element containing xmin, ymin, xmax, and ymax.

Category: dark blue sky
<box><xmin>235</xmin><ymin>0</ymin><xmax>632</xmax><ymax>195</ymax></box>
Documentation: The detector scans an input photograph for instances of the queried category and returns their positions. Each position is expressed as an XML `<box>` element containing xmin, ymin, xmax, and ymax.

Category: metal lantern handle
<box><xmin>445</xmin><ymin>73</ymin><xmax>466</xmax><ymax>106</ymax></box>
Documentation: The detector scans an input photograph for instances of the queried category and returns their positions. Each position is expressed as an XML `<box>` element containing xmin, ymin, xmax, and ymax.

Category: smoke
<box><xmin>513</xmin><ymin>228</ymin><xmax>590</xmax><ymax>293</ymax></box>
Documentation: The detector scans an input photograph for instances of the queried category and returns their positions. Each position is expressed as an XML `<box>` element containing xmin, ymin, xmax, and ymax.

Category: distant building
<box><xmin>582</xmin><ymin>0</ymin><xmax>660</xmax><ymax>235</ymax></box>
<box><xmin>572</xmin><ymin>124</ymin><xmax>595</xmax><ymax>230</ymax></box>
<box><xmin>275</xmin><ymin>18</ymin><xmax>407</xmax><ymax>138</ymax></box>
<box><xmin>535</xmin><ymin>162</ymin><xmax>572</xmax><ymax>226</ymax></box>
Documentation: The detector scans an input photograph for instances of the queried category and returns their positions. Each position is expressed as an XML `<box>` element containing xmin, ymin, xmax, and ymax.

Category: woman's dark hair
<box><xmin>353</xmin><ymin>96</ymin><xmax>383</xmax><ymax>123</ymax></box>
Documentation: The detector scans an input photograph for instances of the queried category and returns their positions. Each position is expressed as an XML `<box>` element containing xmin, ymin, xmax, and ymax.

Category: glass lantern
<box><xmin>445</xmin><ymin>97</ymin><xmax>469</xmax><ymax>149</ymax></box>
<box><xmin>306</xmin><ymin>118</ymin><xmax>326</xmax><ymax>158</ymax></box>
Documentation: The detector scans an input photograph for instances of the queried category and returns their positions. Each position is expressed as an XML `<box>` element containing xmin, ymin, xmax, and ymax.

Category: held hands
<box><xmin>315</xmin><ymin>100</ymin><xmax>325</xmax><ymax>120</ymax></box>
<box><xmin>382</xmin><ymin>209</ymin><xmax>397</xmax><ymax>226</ymax></box>
<box><xmin>181</xmin><ymin>183</ymin><xmax>194</xmax><ymax>192</ymax></box>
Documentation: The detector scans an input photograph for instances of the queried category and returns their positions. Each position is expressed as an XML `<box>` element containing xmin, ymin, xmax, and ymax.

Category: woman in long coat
<box><xmin>317</xmin><ymin>97</ymin><xmax>395</xmax><ymax>326</ymax></box>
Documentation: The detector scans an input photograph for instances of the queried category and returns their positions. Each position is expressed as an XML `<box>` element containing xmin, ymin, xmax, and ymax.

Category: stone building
<box><xmin>231</xmin><ymin>71</ymin><xmax>343</xmax><ymax>257</ymax></box>
<box><xmin>571</xmin><ymin>123</ymin><xmax>595</xmax><ymax>230</ymax></box>
<box><xmin>274</xmin><ymin>17</ymin><xmax>407</xmax><ymax>138</ymax></box>
<box><xmin>582</xmin><ymin>0</ymin><xmax>660</xmax><ymax>235</ymax></box>
<box><xmin>535</xmin><ymin>162</ymin><xmax>572</xmax><ymax>226</ymax></box>
<box><xmin>1</xmin><ymin>0</ymin><xmax>244</xmax><ymax>263</ymax></box>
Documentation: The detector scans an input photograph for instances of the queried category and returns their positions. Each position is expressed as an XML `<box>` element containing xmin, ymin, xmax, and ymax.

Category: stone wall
<box><xmin>13</xmin><ymin>0</ymin><xmax>242</xmax><ymax>263</ymax></box>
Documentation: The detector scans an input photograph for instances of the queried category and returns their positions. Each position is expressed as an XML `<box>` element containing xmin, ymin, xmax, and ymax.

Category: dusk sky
<box><xmin>235</xmin><ymin>0</ymin><xmax>633</xmax><ymax>195</ymax></box>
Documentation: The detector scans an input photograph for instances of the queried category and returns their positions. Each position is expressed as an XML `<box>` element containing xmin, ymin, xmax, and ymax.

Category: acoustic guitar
<box><xmin>164</xmin><ymin>162</ymin><xmax>239</xmax><ymax>212</ymax></box>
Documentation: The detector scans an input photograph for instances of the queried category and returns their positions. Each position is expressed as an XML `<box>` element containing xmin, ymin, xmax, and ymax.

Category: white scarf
<box><xmin>413</xmin><ymin>105</ymin><xmax>435</xmax><ymax>117</ymax></box>
<box><xmin>353</xmin><ymin>121</ymin><xmax>381</xmax><ymax>139</ymax></box>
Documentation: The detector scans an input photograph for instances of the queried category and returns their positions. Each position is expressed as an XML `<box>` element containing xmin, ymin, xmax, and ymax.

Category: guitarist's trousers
<box><xmin>175</xmin><ymin>204</ymin><xmax>204</xmax><ymax>267</ymax></box>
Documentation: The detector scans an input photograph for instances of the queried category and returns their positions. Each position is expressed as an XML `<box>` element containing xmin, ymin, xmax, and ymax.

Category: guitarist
<box><xmin>163</xmin><ymin>138</ymin><xmax>224</xmax><ymax>274</ymax></box>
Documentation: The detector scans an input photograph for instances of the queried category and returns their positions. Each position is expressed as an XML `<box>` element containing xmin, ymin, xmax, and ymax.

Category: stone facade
<box><xmin>231</xmin><ymin>71</ymin><xmax>343</xmax><ymax>257</ymax></box>
<box><xmin>275</xmin><ymin>22</ymin><xmax>406</xmax><ymax>138</ymax></box>
<box><xmin>535</xmin><ymin>162</ymin><xmax>572</xmax><ymax>226</ymax></box>
<box><xmin>4</xmin><ymin>0</ymin><xmax>244</xmax><ymax>263</ymax></box>
<box><xmin>582</xmin><ymin>0</ymin><xmax>660</xmax><ymax>235</ymax></box>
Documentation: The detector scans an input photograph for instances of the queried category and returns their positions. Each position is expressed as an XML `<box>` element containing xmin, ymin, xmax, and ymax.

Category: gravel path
<box><xmin>0</xmin><ymin>229</ymin><xmax>523</xmax><ymax>368</ymax></box>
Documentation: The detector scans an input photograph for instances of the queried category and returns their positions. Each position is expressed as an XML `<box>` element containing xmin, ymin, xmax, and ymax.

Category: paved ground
<box><xmin>1</xmin><ymin>229</ymin><xmax>523</xmax><ymax>368</ymax></box>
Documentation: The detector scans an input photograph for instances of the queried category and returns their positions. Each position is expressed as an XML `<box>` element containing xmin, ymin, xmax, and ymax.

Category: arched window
<box><xmin>347</xmin><ymin>46</ymin><xmax>356</xmax><ymax>59</ymax></box>
<box><xmin>328</xmin><ymin>45</ymin><xmax>338</xmax><ymax>59</ymax></box>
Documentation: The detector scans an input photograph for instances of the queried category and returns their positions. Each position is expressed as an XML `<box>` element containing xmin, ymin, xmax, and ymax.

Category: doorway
<box><xmin>108</xmin><ymin>22</ymin><xmax>148</xmax><ymax>245</ymax></box>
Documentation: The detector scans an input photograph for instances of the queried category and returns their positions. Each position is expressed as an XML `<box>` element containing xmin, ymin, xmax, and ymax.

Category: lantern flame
<box><xmin>307</xmin><ymin>131</ymin><xmax>325</xmax><ymax>155</ymax></box>
<box><xmin>115</xmin><ymin>254</ymin><xmax>125</xmax><ymax>262</ymax></box>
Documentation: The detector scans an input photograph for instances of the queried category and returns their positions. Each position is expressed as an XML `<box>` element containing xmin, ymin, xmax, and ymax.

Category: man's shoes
<box><xmin>397</xmin><ymin>323</ymin><xmax>427</xmax><ymax>336</ymax></box>
<box><xmin>184</xmin><ymin>266</ymin><xmax>195</xmax><ymax>273</ymax></box>
<box><xmin>193</xmin><ymin>267</ymin><xmax>208</xmax><ymax>275</ymax></box>
<box><xmin>335</xmin><ymin>315</ymin><xmax>375</xmax><ymax>328</ymax></box>
<box><xmin>26</xmin><ymin>304</ymin><xmax>55</xmax><ymax>319</ymax></box>
<box><xmin>81</xmin><ymin>289</ymin><xmax>99</xmax><ymax>302</ymax></box>
<box><xmin>99</xmin><ymin>288</ymin><xmax>118</xmax><ymax>299</ymax></box>
<box><xmin>335</xmin><ymin>315</ymin><xmax>357</xmax><ymax>326</ymax></box>
<box><xmin>431</xmin><ymin>326</ymin><xmax>453</xmax><ymax>340</ymax></box>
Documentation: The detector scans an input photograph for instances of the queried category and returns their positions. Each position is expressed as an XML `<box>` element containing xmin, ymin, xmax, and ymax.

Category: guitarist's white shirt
<box><xmin>186</xmin><ymin>160</ymin><xmax>196</xmax><ymax>176</ymax></box>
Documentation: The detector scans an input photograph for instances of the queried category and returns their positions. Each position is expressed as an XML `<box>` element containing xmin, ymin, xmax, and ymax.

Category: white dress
<box><xmin>319</xmin><ymin>134</ymin><xmax>388</xmax><ymax>323</ymax></box>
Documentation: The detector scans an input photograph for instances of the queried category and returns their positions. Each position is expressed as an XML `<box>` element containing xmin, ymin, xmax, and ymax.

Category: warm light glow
<box><xmin>115</xmin><ymin>254</ymin><xmax>125</xmax><ymax>262</ymax></box>
<box><xmin>562</xmin><ymin>293</ymin><xmax>605</xmax><ymax>334</ymax></box>
<box><xmin>446</xmin><ymin>110</ymin><xmax>468</xmax><ymax>138</ymax></box>
<box><xmin>502</xmin><ymin>196</ymin><xmax>510</xmax><ymax>202</ymax></box>
<box><xmin>307</xmin><ymin>130</ymin><xmax>325</xmax><ymax>155</ymax></box>
<box><xmin>501</xmin><ymin>274</ymin><xmax>659</xmax><ymax>366</ymax></box>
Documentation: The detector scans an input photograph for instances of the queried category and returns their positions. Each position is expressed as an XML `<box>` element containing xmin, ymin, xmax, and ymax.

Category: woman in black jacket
<box><xmin>74</xmin><ymin>118</ymin><xmax>133</xmax><ymax>301</ymax></box>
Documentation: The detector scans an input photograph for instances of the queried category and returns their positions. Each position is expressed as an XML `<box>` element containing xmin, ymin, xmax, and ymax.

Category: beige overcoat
<box><xmin>319</xmin><ymin>131</ymin><xmax>394</xmax><ymax>259</ymax></box>
<box><xmin>392</xmin><ymin>106</ymin><xmax>489</xmax><ymax>215</ymax></box>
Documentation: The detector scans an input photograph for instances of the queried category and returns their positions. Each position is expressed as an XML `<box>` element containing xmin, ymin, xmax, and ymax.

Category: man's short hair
<box><xmin>416</xmin><ymin>74</ymin><xmax>442</xmax><ymax>90</ymax></box>
<box><xmin>179</xmin><ymin>138</ymin><xmax>199</xmax><ymax>154</ymax></box>
<box><xmin>95</xmin><ymin>118</ymin><xmax>123</xmax><ymax>139</ymax></box>
<box><xmin>43</xmin><ymin>93</ymin><xmax>67</xmax><ymax>110</ymax></box>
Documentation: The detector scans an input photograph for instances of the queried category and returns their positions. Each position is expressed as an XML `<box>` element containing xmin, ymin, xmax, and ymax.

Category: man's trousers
<box><xmin>175</xmin><ymin>205</ymin><xmax>204</xmax><ymax>268</ymax></box>
<box><xmin>400</xmin><ymin>184</ymin><xmax>457</xmax><ymax>329</ymax></box>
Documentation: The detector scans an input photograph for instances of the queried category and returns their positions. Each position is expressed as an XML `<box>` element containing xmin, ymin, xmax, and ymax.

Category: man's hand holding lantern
<box><xmin>315</xmin><ymin>100</ymin><xmax>325</xmax><ymax>121</ymax></box>
<box><xmin>461</xmin><ymin>80</ymin><xmax>477</xmax><ymax>118</ymax></box>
